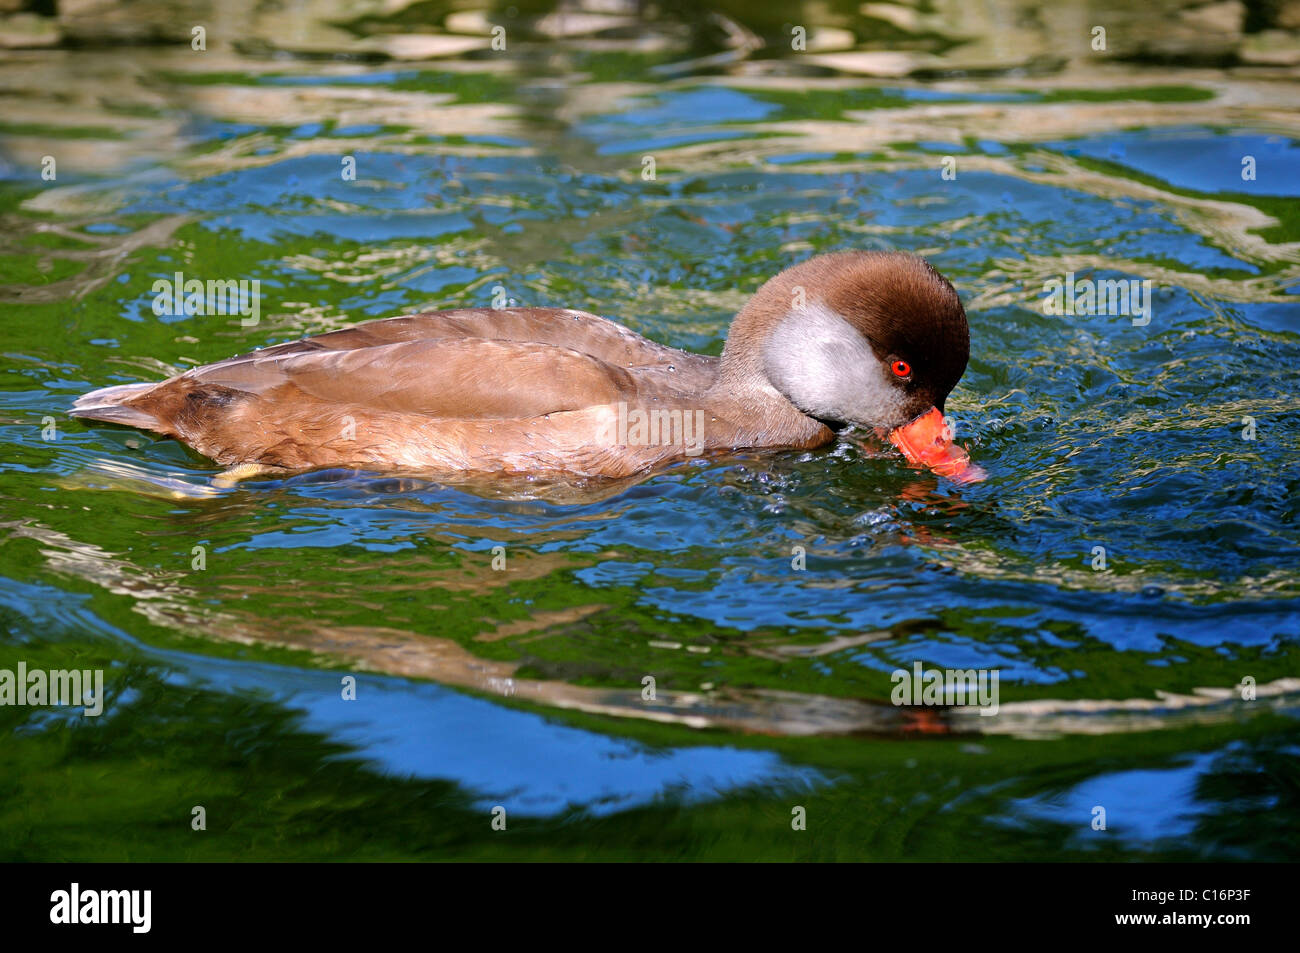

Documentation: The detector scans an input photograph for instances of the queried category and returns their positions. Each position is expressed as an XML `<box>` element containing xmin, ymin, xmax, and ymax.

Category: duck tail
<box><xmin>70</xmin><ymin>382</ymin><xmax>166</xmax><ymax>431</ymax></box>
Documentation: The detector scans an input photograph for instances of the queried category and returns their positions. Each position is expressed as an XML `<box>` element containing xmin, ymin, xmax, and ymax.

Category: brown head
<box><xmin>715</xmin><ymin>251</ymin><xmax>980</xmax><ymax>480</ymax></box>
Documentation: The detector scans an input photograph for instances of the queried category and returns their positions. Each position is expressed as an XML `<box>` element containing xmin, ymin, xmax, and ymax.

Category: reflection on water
<box><xmin>172</xmin><ymin>648</ymin><xmax>829</xmax><ymax>818</ymax></box>
<box><xmin>1</xmin><ymin>0</ymin><xmax>1299</xmax><ymax>859</ymax></box>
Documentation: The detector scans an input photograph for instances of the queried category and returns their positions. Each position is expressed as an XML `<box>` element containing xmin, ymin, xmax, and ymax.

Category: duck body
<box><xmin>72</xmin><ymin>251</ymin><xmax>979</xmax><ymax>481</ymax></box>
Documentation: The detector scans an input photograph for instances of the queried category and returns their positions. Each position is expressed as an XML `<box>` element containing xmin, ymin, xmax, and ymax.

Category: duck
<box><xmin>71</xmin><ymin>250</ymin><xmax>981</xmax><ymax>483</ymax></box>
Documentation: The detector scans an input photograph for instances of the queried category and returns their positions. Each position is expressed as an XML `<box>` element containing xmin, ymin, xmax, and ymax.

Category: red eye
<box><xmin>891</xmin><ymin>360</ymin><xmax>911</xmax><ymax>378</ymax></box>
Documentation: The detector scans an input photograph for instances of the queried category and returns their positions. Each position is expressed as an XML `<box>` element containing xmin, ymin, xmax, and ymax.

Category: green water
<box><xmin>1</xmin><ymin>0</ymin><xmax>1298</xmax><ymax>860</ymax></box>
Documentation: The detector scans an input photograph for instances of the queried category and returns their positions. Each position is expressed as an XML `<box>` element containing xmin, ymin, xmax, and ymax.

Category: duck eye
<box><xmin>890</xmin><ymin>360</ymin><xmax>911</xmax><ymax>378</ymax></box>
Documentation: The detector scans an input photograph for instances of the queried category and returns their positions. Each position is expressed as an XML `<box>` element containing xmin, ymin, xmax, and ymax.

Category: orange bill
<box><xmin>888</xmin><ymin>407</ymin><xmax>985</xmax><ymax>482</ymax></box>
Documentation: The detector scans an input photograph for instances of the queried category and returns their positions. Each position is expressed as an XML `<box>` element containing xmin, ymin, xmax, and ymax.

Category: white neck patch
<box><xmin>761</xmin><ymin>301</ymin><xmax>908</xmax><ymax>428</ymax></box>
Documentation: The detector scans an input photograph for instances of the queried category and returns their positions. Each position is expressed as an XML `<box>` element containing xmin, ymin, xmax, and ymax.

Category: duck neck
<box><xmin>705</xmin><ymin>302</ymin><xmax>832</xmax><ymax>446</ymax></box>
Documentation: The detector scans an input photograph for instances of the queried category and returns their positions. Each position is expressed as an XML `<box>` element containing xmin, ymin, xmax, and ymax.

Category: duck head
<box><xmin>717</xmin><ymin>251</ymin><xmax>982</xmax><ymax>481</ymax></box>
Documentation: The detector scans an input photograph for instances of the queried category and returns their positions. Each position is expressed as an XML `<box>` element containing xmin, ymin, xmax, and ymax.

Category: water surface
<box><xmin>1</xmin><ymin>0</ymin><xmax>1298</xmax><ymax>860</ymax></box>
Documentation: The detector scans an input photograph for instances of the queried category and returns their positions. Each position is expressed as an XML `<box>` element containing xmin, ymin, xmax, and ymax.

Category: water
<box><xmin>1</xmin><ymin>1</ymin><xmax>1298</xmax><ymax>860</ymax></box>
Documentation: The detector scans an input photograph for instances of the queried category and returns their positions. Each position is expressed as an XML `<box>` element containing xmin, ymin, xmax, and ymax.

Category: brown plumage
<box><xmin>71</xmin><ymin>251</ymin><xmax>977</xmax><ymax>481</ymax></box>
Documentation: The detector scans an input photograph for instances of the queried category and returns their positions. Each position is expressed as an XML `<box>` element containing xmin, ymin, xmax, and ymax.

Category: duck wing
<box><xmin>71</xmin><ymin>307</ymin><xmax>717</xmax><ymax>454</ymax></box>
<box><xmin>234</xmin><ymin>307</ymin><xmax>709</xmax><ymax>378</ymax></box>
<box><xmin>180</xmin><ymin>336</ymin><xmax>642</xmax><ymax>419</ymax></box>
